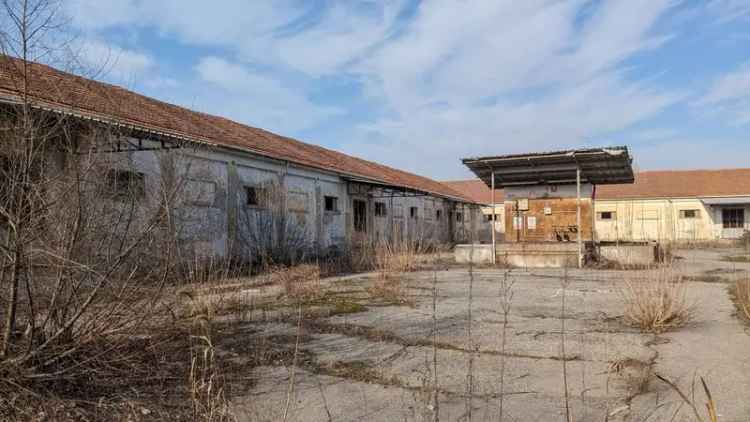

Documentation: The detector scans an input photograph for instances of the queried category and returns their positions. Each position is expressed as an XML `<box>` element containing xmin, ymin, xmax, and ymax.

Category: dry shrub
<box><xmin>365</xmin><ymin>239</ymin><xmax>423</xmax><ymax>305</ymax></box>
<box><xmin>368</xmin><ymin>277</ymin><xmax>412</xmax><ymax>305</ymax></box>
<box><xmin>374</xmin><ymin>240</ymin><xmax>419</xmax><ymax>279</ymax></box>
<box><xmin>269</xmin><ymin>264</ymin><xmax>322</xmax><ymax>300</ymax></box>
<box><xmin>619</xmin><ymin>267</ymin><xmax>694</xmax><ymax>333</ymax></box>
<box><xmin>184</xmin><ymin>291</ymin><xmax>236</xmax><ymax>422</ymax></box>
<box><xmin>732</xmin><ymin>279</ymin><xmax>750</xmax><ymax>320</ymax></box>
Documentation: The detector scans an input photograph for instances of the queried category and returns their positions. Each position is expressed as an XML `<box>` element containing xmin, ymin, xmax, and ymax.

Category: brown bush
<box><xmin>732</xmin><ymin>279</ymin><xmax>750</xmax><ymax>321</ymax></box>
<box><xmin>269</xmin><ymin>264</ymin><xmax>322</xmax><ymax>300</ymax></box>
<box><xmin>618</xmin><ymin>268</ymin><xmax>694</xmax><ymax>333</ymax></box>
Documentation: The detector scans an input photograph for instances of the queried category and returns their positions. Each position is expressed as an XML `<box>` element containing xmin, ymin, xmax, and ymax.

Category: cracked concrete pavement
<box><xmin>230</xmin><ymin>248</ymin><xmax>750</xmax><ymax>421</ymax></box>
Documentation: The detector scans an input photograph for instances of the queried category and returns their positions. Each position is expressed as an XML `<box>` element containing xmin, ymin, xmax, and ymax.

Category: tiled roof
<box><xmin>446</xmin><ymin>168</ymin><xmax>750</xmax><ymax>203</ymax></box>
<box><xmin>442</xmin><ymin>180</ymin><xmax>505</xmax><ymax>205</ymax></box>
<box><xmin>596</xmin><ymin>169</ymin><xmax>750</xmax><ymax>199</ymax></box>
<box><xmin>0</xmin><ymin>57</ymin><xmax>473</xmax><ymax>203</ymax></box>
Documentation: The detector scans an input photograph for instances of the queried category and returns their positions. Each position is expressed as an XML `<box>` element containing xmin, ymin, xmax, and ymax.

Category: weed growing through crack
<box><xmin>560</xmin><ymin>267</ymin><xmax>572</xmax><ymax>422</ymax></box>
<box><xmin>497</xmin><ymin>270</ymin><xmax>515</xmax><ymax>422</ymax></box>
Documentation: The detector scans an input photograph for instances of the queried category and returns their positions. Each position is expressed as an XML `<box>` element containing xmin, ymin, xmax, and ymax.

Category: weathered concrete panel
<box><xmin>599</xmin><ymin>243</ymin><xmax>657</xmax><ymax>266</ymax></box>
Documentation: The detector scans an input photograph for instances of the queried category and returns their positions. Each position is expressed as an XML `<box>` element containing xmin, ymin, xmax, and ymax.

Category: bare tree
<box><xmin>0</xmin><ymin>2</ymin><xmax>200</xmax><ymax>418</ymax></box>
<box><xmin>236</xmin><ymin>180</ymin><xmax>312</xmax><ymax>269</ymax></box>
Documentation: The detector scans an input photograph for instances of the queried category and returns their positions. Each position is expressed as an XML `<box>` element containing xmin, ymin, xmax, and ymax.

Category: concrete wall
<box><xmin>594</xmin><ymin>198</ymin><xmax>750</xmax><ymax>242</ymax></box>
<box><xmin>599</xmin><ymin>243</ymin><xmax>657</xmax><ymax>266</ymax></box>
<box><xmin>474</xmin><ymin>197</ymin><xmax>750</xmax><ymax>243</ymax></box>
<box><xmin>101</xmin><ymin>139</ymin><xmax>480</xmax><ymax>260</ymax></box>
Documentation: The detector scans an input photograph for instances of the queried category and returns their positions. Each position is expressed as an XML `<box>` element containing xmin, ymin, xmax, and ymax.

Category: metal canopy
<box><xmin>462</xmin><ymin>146</ymin><xmax>635</xmax><ymax>188</ymax></box>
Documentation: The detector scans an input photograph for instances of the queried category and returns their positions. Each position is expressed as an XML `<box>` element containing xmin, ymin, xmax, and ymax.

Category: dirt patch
<box><xmin>722</xmin><ymin>255</ymin><xmax>750</xmax><ymax>263</ymax></box>
<box><xmin>684</xmin><ymin>274</ymin><xmax>728</xmax><ymax>283</ymax></box>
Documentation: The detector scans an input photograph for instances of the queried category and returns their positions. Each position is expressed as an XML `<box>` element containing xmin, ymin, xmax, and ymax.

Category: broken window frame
<box><xmin>324</xmin><ymin>195</ymin><xmax>338</xmax><ymax>212</ymax></box>
<box><xmin>374</xmin><ymin>202</ymin><xmax>387</xmax><ymax>217</ymax></box>
<box><xmin>245</xmin><ymin>185</ymin><xmax>270</xmax><ymax>208</ymax></box>
<box><xmin>106</xmin><ymin>169</ymin><xmax>145</xmax><ymax>201</ymax></box>
<box><xmin>409</xmin><ymin>206</ymin><xmax>418</xmax><ymax>219</ymax></box>
<box><xmin>597</xmin><ymin>211</ymin><xmax>615</xmax><ymax>221</ymax></box>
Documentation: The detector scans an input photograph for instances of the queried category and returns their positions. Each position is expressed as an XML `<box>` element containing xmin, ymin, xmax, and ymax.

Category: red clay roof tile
<box><xmin>447</xmin><ymin>169</ymin><xmax>750</xmax><ymax>203</ymax></box>
<box><xmin>0</xmin><ymin>57</ymin><xmax>473</xmax><ymax>203</ymax></box>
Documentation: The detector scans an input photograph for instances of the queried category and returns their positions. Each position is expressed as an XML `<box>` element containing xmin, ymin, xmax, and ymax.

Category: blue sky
<box><xmin>59</xmin><ymin>0</ymin><xmax>750</xmax><ymax>179</ymax></box>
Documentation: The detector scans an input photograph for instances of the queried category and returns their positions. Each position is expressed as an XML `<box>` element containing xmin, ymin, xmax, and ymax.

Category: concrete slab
<box><xmin>229</xmin><ymin>248</ymin><xmax>750</xmax><ymax>421</ymax></box>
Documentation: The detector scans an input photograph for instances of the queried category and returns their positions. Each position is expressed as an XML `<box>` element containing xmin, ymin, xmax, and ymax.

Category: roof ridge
<box><xmin>0</xmin><ymin>55</ymin><xmax>477</xmax><ymax>204</ymax></box>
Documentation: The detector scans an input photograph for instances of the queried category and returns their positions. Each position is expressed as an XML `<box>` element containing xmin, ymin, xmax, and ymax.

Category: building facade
<box><xmin>446</xmin><ymin>168</ymin><xmax>750</xmax><ymax>243</ymax></box>
<box><xmin>0</xmin><ymin>57</ymin><xmax>482</xmax><ymax>262</ymax></box>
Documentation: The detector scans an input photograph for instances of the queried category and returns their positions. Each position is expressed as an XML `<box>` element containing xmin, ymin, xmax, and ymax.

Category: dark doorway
<box><xmin>354</xmin><ymin>199</ymin><xmax>367</xmax><ymax>233</ymax></box>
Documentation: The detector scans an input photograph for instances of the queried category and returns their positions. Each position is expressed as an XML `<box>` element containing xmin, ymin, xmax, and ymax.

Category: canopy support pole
<box><xmin>577</xmin><ymin>166</ymin><xmax>582</xmax><ymax>269</ymax></box>
<box><xmin>491</xmin><ymin>169</ymin><xmax>497</xmax><ymax>265</ymax></box>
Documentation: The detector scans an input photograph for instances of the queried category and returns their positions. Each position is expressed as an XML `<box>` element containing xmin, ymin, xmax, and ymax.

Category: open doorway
<box><xmin>353</xmin><ymin>199</ymin><xmax>367</xmax><ymax>233</ymax></box>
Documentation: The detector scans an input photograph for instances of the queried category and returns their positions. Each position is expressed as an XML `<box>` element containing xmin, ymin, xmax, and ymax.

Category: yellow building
<box><xmin>445</xmin><ymin>168</ymin><xmax>750</xmax><ymax>243</ymax></box>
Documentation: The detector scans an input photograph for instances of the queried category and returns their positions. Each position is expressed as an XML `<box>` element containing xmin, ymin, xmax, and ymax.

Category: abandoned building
<box><xmin>447</xmin><ymin>167</ymin><xmax>750</xmax><ymax>244</ymax></box>
<box><xmin>0</xmin><ymin>57</ymin><xmax>483</xmax><ymax>260</ymax></box>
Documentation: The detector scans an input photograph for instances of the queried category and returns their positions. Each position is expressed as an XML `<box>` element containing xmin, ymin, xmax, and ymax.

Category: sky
<box><xmin>53</xmin><ymin>0</ymin><xmax>750</xmax><ymax>179</ymax></box>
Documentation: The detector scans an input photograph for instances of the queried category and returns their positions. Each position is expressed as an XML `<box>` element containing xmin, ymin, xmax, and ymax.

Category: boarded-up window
<box><xmin>324</xmin><ymin>196</ymin><xmax>338</xmax><ymax>212</ymax></box>
<box><xmin>287</xmin><ymin>191</ymin><xmax>309</xmax><ymax>213</ymax></box>
<box><xmin>679</xmin><ymin>209</ymin><xmax>699</xmax><ymax>219</ymax></box>
<box><xmin>393</xmin><ymin>205</ymin><xmax>404</xmax><ymax>218</ymax></box>
<box><xmin>185</xmin><ymin>180</ymin><xmax>215</xmax><ymax>206</ymax></box>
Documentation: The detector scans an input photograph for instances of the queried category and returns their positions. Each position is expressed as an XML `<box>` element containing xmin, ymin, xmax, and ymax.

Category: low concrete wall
<box><xmin>496</xmin><ymin>242</ymin><xmax>579</xmax><ymax>268</ymax></box>
<box><xmin>455</xmin><ymin>242</ymin><xmax>579</xmax><ymax>268</ymax></box>
<box><xmin>599</xmin><ymin>243</ymin><xmax>657</xmax><ymax>266</ymax></box>
<box><xmin>454</xmin><ymin>244</ymin><xmax>494</xmax><ymax>264</ymax></box>
<box><xmin>455</xmin><ymin>242</ymin><xmax>658</xmax><ymax>268</ymax></box>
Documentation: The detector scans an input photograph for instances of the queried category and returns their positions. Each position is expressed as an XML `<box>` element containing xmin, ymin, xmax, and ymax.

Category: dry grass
<box><xmin>268</xmin><ymin>264</ymin><xmax>322</xmax><ymax>300</ymax></box>
<box><xmin>731</xmin><ymin>279</ymin><xmax>750</xmax><ymax>321</ymax></box>
<box><xmin>365</xmin><ymin>240</ymin><xmax>422</xmax><ymax>305</ymax></box>
<box><xmin>368</xmin><ymin>277</ymin><xmax>412</xmax><ymax>305</ymax></box>
<box><xmin>374</xmin><ymin>241</ymin><xmax>419</xmax><ymax>278</ymax></box>
<box><xmin>618</xmin><ymin>267</ymin><xmax>694</xmax><ymax>333</ymax></box>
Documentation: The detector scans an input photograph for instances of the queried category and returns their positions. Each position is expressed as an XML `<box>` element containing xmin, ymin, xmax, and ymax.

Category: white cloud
<box><xmin>63</xmin><ymin>0</ymin><xmax>689</xmax><ymax>178</ymax></box>
<box><xmin>73</xmin><ymin>39</ymin><xmax>154</xmax><ymax>83</ymax></box>
<box><xmin>701</xmin><ymin>63</ymin><xmax>750</xmax><ymax>104</ymax></box>
<box><xmin>191</xmin><ymin>57</ymin><xmax>342</xmax><ymax>132</ymax></box>
<box><xmin>338</xmin><ymin>0</ymin><xmax>681</xmax><ymax>178</ymax></box>
<box><xmin>697</xmin><ymin>63</ymin><xmax>750</xmax><ymax>125</ymax></box>
<box><xmin>707</xmin><ymin>0</ymin><xmax>750</xmax><ymax>23</ymax></box>
<box><xmin>266</xmin><ymin>1</ymin><xmax>408</xmax><ymax>76</ymax></box>
<box><xmin>633</xmin><ymin>138</ymin><xmax>750</xmax><ymax>170</ymax></box>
